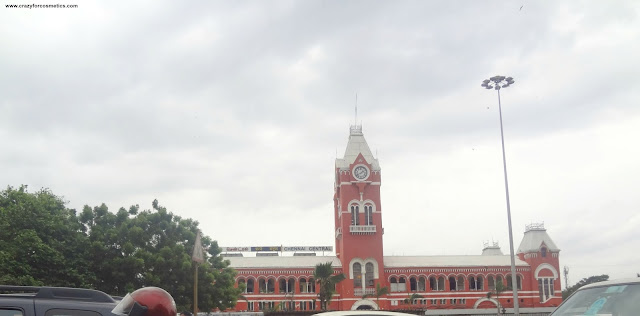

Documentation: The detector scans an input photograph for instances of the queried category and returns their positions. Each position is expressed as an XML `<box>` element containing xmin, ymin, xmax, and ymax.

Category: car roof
<box><xmin>580</xmin><ymin>278</ymin><xmax>640</xmax><ymax>290</ymax></box>
<box><xmin>312</xmin><ymin>311</ymin><xmax>417</xmax><ymax>316</ymax></box>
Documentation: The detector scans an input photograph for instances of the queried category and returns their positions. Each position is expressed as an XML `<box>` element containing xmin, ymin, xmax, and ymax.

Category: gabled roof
<box><xmin>225</xmin><ymin>256</ymin><xmax>341</xmax><ymax>269</ymax></box>
<box><xmin>384</xmin><ymin>255</ymin><xmax>529</xmax><ymax>268</ymax></box>
<box><xmin>517</xmin><ymin>224</ymin><xmax>560</xmax><ymax>254</ymax></box>
<box><xmin>335</xmin><ymin>125</ymin><xmax>380</xmax><ymax>170</ymax></box>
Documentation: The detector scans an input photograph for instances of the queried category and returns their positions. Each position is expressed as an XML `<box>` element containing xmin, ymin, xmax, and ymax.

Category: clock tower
<box><xmin>334</xmin><ymin>124</ymin><xmax>385</xmax><ymax>310</ymax></box>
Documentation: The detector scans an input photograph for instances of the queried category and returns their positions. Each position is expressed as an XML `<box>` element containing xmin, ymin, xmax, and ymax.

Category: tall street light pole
<box><xmin>481</xmin><ymin>75</ymin><xmax>519</xmax><ymax>316</ymax></box>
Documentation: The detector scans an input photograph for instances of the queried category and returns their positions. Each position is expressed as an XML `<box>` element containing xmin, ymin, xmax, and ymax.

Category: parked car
<box><xmin>550</xmin><ymin>278</ymin><xmax>640</xmax><ymax>316</ymax></box>
<box><xmin>0</xmin><ymin>285</ymin><xmax>119</xmax><ymax>316</ymax></box>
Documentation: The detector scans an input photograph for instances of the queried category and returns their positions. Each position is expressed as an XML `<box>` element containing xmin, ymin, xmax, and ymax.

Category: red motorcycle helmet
<box><xmin>112</xmin><ymin>287</ymin><xmax>177</xmax><ymax>316</ymax></box>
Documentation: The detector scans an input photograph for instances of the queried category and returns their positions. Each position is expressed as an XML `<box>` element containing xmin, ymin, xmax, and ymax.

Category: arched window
<box><xmin>288</xmin><ymin>278</ymin><xmax>295</xmax><ymax>293</ymax></box>
<box><xmin>449</xmin><ymin>276</ymin><xmax>456</xmax><ymax>291</ymax></box>
<box><xmin>390</xmin><ymin>277</ymin><xmax>399</xmax><ymax>292</ymax></box>
<box><xmin>353</xmin><ymin>263</ymin><xmax>362</xmax><ymax>287</ymax></box>
<box><xmin>259</xmin><ymin>279</ymin><xmax>266</xmax><ymax>293</ymax></box>
<box><xmin>308</xmin><ymin>278</ymin><xmax>316</xmax><ymax>292</ymax></box>
<box><xmin>365</xmin><ymin>262</ymin><xmax>374</xmax><ymax>287</ymax></box>
<box><xmin>477</xmin><ymin>276</ymin><xmax>484</xmax><ymax>290</ymax></box>
<box><xmin>364</xmin><ymin>205</ymin><xmax>373</xmax><ymax>225</ymax></box>
<box><xmin>488</xmin><ymin>275</ymin><xmax>496</xmax><ymax>291</ymax></box>
<box><xmin>351</xmin><ymin>205</ymin><xmax>360</xmax><ymax>225</ymax></box>
<box><xmin>517</xmin><ymin>275</ymin><xmax>522</xmax><ymax>290</ymax></box>
<box><xmin>457</xmin><ymin>276</ymin><xmax>465</xmax><ymax>291</ymax></box>
<box><xmin>468</xmin><ymin>276</ymin><xmax>476</xmax><ymax>290</ymax></box>
<box><xmin>410</xmin><ymin>277</ymin><xmax>417</xmax><ymax>292</ymax></box>
<box><xmin>300</xmin><ymin>278</ymin><xmax>308</xmax><ymax>293</ymax></box>
<box><xmin>267</xmin><ymin>279</ymin><xmax>275</xmax><ymax>293</ymax></box>
<box><xmin>437</xmin><ymin>276</ymin><xmax>445</xmax><ymax>291</ymax></box>
<box><xmin>398</xmin><ymin>277</ymin><xmax>407</xmax><ymax>292</ymax></box>
<box><xmin>496</xmin><ymin>275</ymin><xmax>504</xmax><ymax>289</ymax></box>
<box><xmin>541</xmin><ymin>247</ymin><xmax>547</xmax><ymax>257</ymax></box>
<box><xmin>429</xmin><ymin>276</ymin><xmax>437</xmax><ymax>291</ymax></box>
<box><xmin>238</xmin><ymin>279</ymin><xmax>246</xmax><ymax>293</ymax></box>
<box><xmin>506</xmin><ymin>275</ymin><xmax>522</xmax><ymax>290</ymax></box>
<box><xmin>418</xmin><ymin>277</ymin><xmax>426</xmax><ymax>291</ymax></box>
<box><xmin>246</xmin><ymin>279</ymin><xmax>254</xmax><ymax>293</ymax></box>
<box><xmin>279</xmin><ymin>278</ymin><xmax>287</xmax><ymax>293</ymax></box>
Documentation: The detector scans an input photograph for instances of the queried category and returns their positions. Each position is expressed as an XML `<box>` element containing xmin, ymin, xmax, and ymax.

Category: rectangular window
<box><xmin>1</xmin><ymin>309</ymin><xmax>24</xmax><ymax>316</ymax></box>
<box><xmin>538</xmin><ymin>279</ymin><xmax>544</xmax><ymax>302</ymax></box>
<box><xmin>45</xmin><ymin>310</ymin><xmax>101</xmax><ymax>316</ymax></box>
<box><xmin>544</xmin><ymin>279</ymin><xmax>550</xmax><ymax>300</ymax></box>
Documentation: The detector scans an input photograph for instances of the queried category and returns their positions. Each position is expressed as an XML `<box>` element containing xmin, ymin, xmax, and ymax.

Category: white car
<box><xmin>550</xmin><ymin>278</ymin><xmax>640</xmax><ymax>316</ymax></box>
<box><xmin>312</xmin><ymin>312</ymin><xmax>418</xmax><ymax>316</ymax></box>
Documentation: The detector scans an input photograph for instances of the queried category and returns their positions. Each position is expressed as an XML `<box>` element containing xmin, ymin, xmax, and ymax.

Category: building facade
<box><xmin>225</xmin><ymin>125</ymin><xmax>561</xmax><ymax>313</ymax></box>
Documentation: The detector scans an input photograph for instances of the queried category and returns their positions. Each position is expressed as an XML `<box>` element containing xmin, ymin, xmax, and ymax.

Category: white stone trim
<box><xmin>473</xmin><ymin>297</ymin><xmax>499</xmax><ymax>309</ymax></box>
<box><xmin>350</xmin><ymin>299</ymin><xmax>378</xmax><ymax>310</ymax></box>
<box><xmin>535</xmin><ymin>263</ymin><xmax>559</xmax><ymax>279</ymax></box>
<box><xmin>363</xmin><ymin>199</ymin><xmax>377</xmax><ymax>212</ymax></box>
<box><xmin>364</xmin><ymin>257</ymin><xmax>380</xmax><ymax>279</ymax></box>
<box><xmin>348</xmin><ymin>257</ymin><xmax>380</xmax><ymax>279</ymax></box>
<box><xmin>348</xmin><ymin>258</ymin><xmax>365</xmax><ymax>279</ymax></box>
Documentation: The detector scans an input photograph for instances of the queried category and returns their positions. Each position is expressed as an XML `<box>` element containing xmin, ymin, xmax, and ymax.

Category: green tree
<box><xmin>562</xmin><ymin>275</ymin><xmax>609</xmax><ymax>299</ymax></box>
<box><xmin>486</xmin><ymin>279</ymin><xmax>507</xmax><ymax>315</ymax></box>
<box><xmin>314</xmin><ymin>262</ymin><xmax>346</xmax><ymax>310</ymax></box>
<box><xmin>0</xmin><ymin>185</ymin><xmax>94</xmax><ymax>287</ymax></box>
<box><xmin>362</xmin><ymin>283</ymin><xmax>389</xmax><ymax>309</ymax></box>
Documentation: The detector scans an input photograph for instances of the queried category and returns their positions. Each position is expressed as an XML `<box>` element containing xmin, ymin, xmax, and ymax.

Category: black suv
<box><xmin>0</xmin><ymin>286</ymin><xmax>119</xmax><ymax>316</ymax></box>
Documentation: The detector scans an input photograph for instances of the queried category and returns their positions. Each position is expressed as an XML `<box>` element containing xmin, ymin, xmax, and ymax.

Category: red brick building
<box><xmin>225</xmin><ymin>125</ymin><xmax>561</xmax><ymax>313</ymax></box>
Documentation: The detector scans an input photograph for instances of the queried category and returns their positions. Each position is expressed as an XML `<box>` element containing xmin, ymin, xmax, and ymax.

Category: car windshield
<box><xmin>551</xmin><ymin>283</ymin><xmax>640</xmax><ymax>316</ymax></box>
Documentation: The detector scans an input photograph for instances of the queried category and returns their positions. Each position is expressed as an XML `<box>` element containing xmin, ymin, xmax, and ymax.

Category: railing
<box><xmin>525</xmin><ymin>222</ymin><xmax>545</xmax><ymax>232</ymax></box>
<box><xmin>354</xmin><ymin>288</ymin><xmax>376</xmax><ymax>297</ymax></box>
<box><xmin>350</xmin><ymin>125</ymin><xmax>363</xmax><ymax>135</ymax></box>
<box><xmin>350</xmin><ymin>225</ymin><xmax>376</xmax><ymax>234</ymax></box>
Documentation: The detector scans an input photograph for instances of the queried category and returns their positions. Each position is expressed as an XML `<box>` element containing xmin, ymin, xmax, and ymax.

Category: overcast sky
<box><xmin>2</xmin><ymin>0</ymin><xmax>639</xmax><ymax>288</ymax></box>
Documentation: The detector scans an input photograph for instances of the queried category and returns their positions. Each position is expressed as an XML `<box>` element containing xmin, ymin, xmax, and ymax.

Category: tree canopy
<box><xmin>562</xmin><ymin>275</ymin><xmax>609</xmax><ymax>299</ymax></box>
<box><xmin>0</xmin><ymin>185</ymin><xmax>241</xmax><ymax>312</ymax></box>
<box><xmin>314</xmin><ymin>262</ymin><xmax>346</xmax><ymax>310</ymax></box>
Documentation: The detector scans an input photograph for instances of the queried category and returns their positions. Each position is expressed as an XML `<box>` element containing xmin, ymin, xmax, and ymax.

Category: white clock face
<box><xmin>353</xmin><ymin>165</ymin><xmax>369</xmax><ymax>180</ymax></box>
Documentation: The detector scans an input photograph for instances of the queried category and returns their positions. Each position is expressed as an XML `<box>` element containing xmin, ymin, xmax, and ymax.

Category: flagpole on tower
<box><xmin>355</xmin><ymin>93</ymin><xmax>358</xmax><ymax>126</ymax></box>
